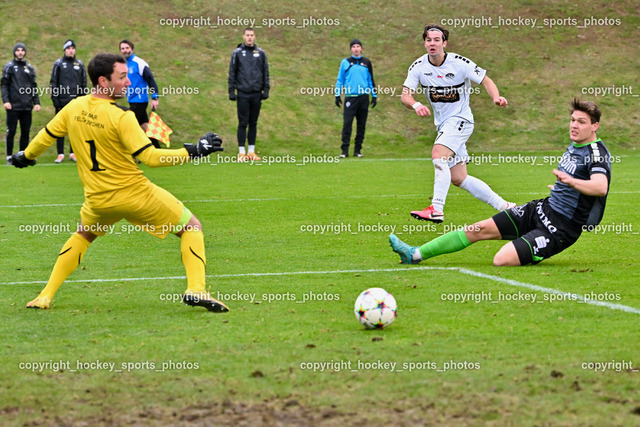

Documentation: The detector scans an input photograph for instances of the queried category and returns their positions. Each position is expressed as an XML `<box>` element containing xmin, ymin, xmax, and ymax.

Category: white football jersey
<box><xmin>403</xmin><ymin>52</ymin><xmax>486</xmax><ymax>128</ymax></box>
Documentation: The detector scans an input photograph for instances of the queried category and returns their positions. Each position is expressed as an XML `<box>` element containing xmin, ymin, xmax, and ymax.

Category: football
<box><xmin>354</xmin><ymin>288</ymin><xmax>397</xmax><ymax>329</ymax></box>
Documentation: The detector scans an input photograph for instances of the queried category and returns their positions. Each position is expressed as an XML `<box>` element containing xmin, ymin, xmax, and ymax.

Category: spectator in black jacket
<box><xmin>2</xmin><ymin>43</ymin><xmax>40</xmax><ymax>164</ymax></box>
<box><xmin>228</xmin><ymin>28</ymin><xmax>270</xmax><ymax>162</ymax></box>
<box><xmin>50</xmin><ymin>39</ymin><xmax>87</xmax><ymax>163</ymax></box>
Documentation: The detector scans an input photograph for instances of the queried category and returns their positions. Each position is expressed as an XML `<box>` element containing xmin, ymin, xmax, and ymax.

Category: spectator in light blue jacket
<box><xmin>335</xmin><ymin>39</ymin><xmax>376</xmax><ymax>158</ymax></box>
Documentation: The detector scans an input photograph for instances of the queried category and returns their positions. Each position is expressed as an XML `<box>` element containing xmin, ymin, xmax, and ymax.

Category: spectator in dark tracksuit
<box><xmin>50</xmin><ymin>39</ymin><xmax>87</xmax><ymax>163</ymax></box>
<box><xmin>335</xmin><ymin>39</ymin><xmax>376</xmax><ymax>158</ymax></box>
<box><xmin>2</xmin><ymin>43</ymin><xmax>40</xmax><ymax>164</ymax></box>
<box><xmin>228</xmin><ymin>28</ymin><xmax>270</xmax><ymax>162</ymax></box>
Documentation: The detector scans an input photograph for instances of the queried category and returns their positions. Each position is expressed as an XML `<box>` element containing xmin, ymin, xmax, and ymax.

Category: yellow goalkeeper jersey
<box><xmin>25</xmin><ymin>95</ymin><xmax>180</xmax><ymax>204</ymax></box>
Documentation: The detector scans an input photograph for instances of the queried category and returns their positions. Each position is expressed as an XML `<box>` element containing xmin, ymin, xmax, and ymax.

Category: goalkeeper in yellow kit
<box><xmin>12</xmin><ymin>53</ymin><xmax>229</xmax><ymax>312</ymax></box>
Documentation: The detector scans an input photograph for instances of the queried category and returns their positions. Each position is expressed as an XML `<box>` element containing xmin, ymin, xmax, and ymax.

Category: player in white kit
<box><xmin>401</xmin><ymin>24</ymin><xmax>515</xmax><ymax>223</ymax></box>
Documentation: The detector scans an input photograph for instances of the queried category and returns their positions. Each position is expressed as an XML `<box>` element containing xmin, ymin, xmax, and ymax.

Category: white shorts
<box><xmin>434</xmin><ymin>118</ymin><xmax>474</xmax><ymax>168</ymax></box>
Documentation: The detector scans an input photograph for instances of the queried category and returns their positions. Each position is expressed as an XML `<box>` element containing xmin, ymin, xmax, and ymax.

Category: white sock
<box><xmin>432</xmin><ymin>158</ymin><xmax>451</xmax><ymax>212</ymax></box>
<box><xmin>239</xmin><ymin>147</ymin><xmax>246</xmax><ymax>155</ymax></box>
<box><xmin>248</xmin><ymin>145</ymin><xmax>256</xmax><ymax>154</ymax></box>
<box><xmin>459</xmin><ymin>175</ymin><xmax>506</xmax><ymax>211</ymax></box>
<box><xmin>412</xmin><ymin>248</ymin><xmax>423</xmax><ymax>262</ymax></box>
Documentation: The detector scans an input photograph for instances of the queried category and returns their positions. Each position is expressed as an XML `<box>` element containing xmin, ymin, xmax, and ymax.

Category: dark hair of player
<box><xmin>88</xmin><ymin>53</ymin><xmax>126</xmax><ymax>87</ymax></box>
<box><xmin>571</xmin><ymin>98</ymin><xmax>601</xmax><ymax>124</ymax></box>
<box><xmin>243</xmin><ymin>27</ymin><xmax>254</xmax><ymax>34</ymax></box>
<box><xmin>423</xmin><ymin>24</ymin><xmax>449</xmax><ymax>42</ymax></box>
<box><xmin>119</xmin><ymin>39</ymin><xmax>134</xmax><ymax>50</ymax></box>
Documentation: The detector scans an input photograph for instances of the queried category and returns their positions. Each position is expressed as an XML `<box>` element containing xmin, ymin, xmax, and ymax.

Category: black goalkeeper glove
<box><xmin>184</xmin><ymin>132</ymin><xmax>223</xmax><ymax>158</ymax></box>
<box><xmin>12</xmin><ymin>151</ymin><xmax>36</xmax><ymax>168</ymax></box>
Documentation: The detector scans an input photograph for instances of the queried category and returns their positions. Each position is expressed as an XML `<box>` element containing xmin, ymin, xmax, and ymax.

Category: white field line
<box><xmin>1</xmin><ymin>191</ymin><xmax>638</xmax><ymax>209</ymax></box>
<box><xmin>3</xmin><ymin>266</ymin><xmax>639</xmax><ymax>315</ymax></box>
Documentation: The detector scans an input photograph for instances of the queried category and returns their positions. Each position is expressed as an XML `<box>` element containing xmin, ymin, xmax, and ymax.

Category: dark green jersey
<box><xmin>548</xmin><ymin>138</ymin><xmax>611</xmax><ymax>227</ymax></box>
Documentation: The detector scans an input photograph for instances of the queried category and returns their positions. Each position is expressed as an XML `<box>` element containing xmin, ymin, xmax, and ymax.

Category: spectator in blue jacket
<box><xmin>335</xmin><ymin>39</ymin><xmax>376</xmax><ymax>158</ymax></box>
<box><xmin>119</xmin><ymin>39</ymin><xmax>161</xmax><ymax>147</ymax></box>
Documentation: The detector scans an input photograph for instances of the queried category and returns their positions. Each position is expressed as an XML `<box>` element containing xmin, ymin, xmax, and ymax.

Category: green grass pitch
<box><xmin>1</xmin><ymin>0</ymin><xmax>639</xmax><ymax>423</ymax></box>
<box><xmin>1</xmin><ymin>154</ymin><xmax>639</xmax><ymax>425</ymax></box>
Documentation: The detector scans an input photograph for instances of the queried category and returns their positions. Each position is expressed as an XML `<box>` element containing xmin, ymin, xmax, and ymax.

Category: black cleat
<box><xmin>182</xmin><ymin>291</ymin><xmax>230</xmax><ymax>313</ymax></box>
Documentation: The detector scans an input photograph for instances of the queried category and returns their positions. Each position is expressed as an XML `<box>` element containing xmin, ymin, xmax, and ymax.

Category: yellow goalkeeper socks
<box><xmin>181</xmin><ymin>230</ymin><xmax>207</xmax><ymax>293</ymax></box>
<box><xmin>39</xmin><ymin>233</ymin><xmax>91</xmax><ymax>301</ymax></box>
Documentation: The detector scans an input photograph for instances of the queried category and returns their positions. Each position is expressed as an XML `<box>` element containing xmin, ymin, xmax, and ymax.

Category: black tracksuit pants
<box><xmin>341</xmin><ymin>94</ymin><xmax>369</xmax><ymax>153</ymax></box>
<box><xmin>5</xmin><ymin>110</ymin><xmax>32</xmax><ymax>155</ymax></box>
<box><xmin>237</xmin><ymin>92</ymin><xmax>262</xmax><ymax>147</ymax></box>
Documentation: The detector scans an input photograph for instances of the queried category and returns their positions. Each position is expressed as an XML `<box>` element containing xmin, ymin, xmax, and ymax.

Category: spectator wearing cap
<box><xmin>50</xmin><ymin>39</ymin><xmax>87</xmax><ymax>163</ymax></box>
<box><xmin>334</xmin><ymin>38</ymin><xmax>376</xmax><ymax>158</ymax></box>
<box><xmin>2</xmin><ymin>42</ymin><xmax>40</xmax><ymax>164</ymax></box>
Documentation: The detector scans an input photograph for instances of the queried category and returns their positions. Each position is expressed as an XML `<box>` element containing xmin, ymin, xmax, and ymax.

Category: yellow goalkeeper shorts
<box><xmin>79</xmin><ymin>181</ymin><xmax>191</xmax><ymax>239</ymax></box>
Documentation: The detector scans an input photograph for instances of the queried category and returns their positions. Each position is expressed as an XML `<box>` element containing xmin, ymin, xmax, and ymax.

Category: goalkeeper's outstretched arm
<box><xmin>136</xmin><ymin>132</ymin><xmax>224</xmax><ymax>167</ymax></box>
<box><xmin>12</xmin><ymin>125</ymin><xmax>60</xmax><ymax>167</ymax></box>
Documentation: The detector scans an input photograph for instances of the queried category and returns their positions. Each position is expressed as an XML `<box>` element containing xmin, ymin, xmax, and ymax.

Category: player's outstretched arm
<box><xmin>136</xmin><ymin>132</ymin><xmax>224</xmax><ymax>167</ymax></box>
<box><xmin>12</xmin><ymin>151</ymin><xmax>36</xmax><ymax>168</ymax></box>
<box><xmin>481</xmin><ymin>76</ymin><xmax>508</xmax><ymax>107</ymax></box>
<box><xmin>183</xmin><ymin>132</ymin><xmax>223</xmax><ymax>158</ymax></box>
<box><xmin>12</xmin><ymin>124</ymin><xmax>64</xmax><ymax>168</ymax></box>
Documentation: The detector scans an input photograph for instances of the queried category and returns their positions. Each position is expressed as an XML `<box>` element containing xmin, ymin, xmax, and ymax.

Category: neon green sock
<box><xmin>419</xmin><ymin>230</ymin><xmax>471</xmax><ymax>260</ymax></box>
